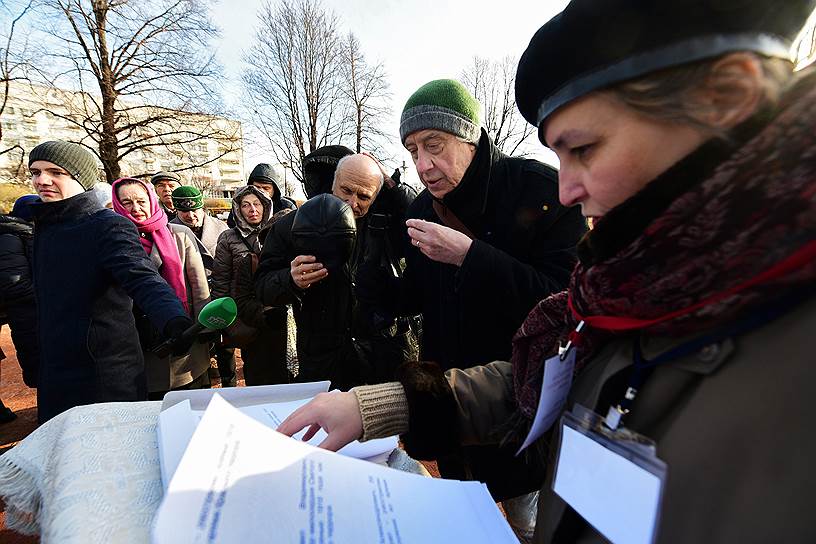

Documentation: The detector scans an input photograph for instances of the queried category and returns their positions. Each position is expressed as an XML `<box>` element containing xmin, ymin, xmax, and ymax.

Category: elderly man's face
<box><xmin>177</xmin><ymin>208</ymin><xmax>206</xmax><ymax>228</ymax></box>
<box><xmin>332</xmin><ymin>155</ymin><xmax>382</xmax><ymax>218</ymax></box>
<box><xmin>154</xmin><ymin>179</ymin><xmax>180</xmax><ymax>208</ymax></box>
<box><xmin>404</xmin><ymin>129</ymin><xmax>476</xmax><ymax>199</ymax></box>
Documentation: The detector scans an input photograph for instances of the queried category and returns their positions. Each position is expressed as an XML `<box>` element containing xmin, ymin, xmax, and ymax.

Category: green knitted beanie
<box><xmin>172</xmin><ymin>185</ymin><xmax>204</xmax><ymax>211</ymax></box>
<box><xmin>28</xmin><ymin>141</ymin><xmax>99</xmax><ymax>190</ymax></box>
<box><xmin>400</xmin><ymin>79</ymin><xmax>482</xmax><ymax>144</ymax></box>
<box><xmin>150</xmin><ymin>171</ymin><xmax>181</xmax><ymax>185</ymax></box>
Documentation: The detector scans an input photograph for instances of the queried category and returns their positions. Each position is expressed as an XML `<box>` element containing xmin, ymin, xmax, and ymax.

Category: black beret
<box><xmin>516</xmin><ymin>0</ymin><xmax>816</xmax><ymax>139</ymax></box>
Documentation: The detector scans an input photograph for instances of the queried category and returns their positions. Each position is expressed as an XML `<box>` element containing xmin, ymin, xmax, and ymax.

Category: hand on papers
<box><xmin>277</xmin><ymin>391</ymin><xmax>363</xmax><ymax>451</ymax></box>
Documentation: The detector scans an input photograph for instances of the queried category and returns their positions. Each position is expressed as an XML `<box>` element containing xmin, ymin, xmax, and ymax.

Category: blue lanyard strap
<box><xmin>605</xmin><ymin>291</ymin><xmax>808</xmax><ymax>430</ymax></box>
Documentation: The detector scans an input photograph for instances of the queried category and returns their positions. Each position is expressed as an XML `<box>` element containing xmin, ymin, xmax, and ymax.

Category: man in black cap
<box><xmin>256</xmin><ymin>154</ymin><xmax>401</xmax><ymax>390</ymax></box>
<box><xmin>27</xmin><ymin>141</ymin><xmax>194</xmax><ymax>422</ymax></box>
<box><xmin>151</xmin><ymin>171</ymin><xmax>181</xmax><ymax>220</ymax></box>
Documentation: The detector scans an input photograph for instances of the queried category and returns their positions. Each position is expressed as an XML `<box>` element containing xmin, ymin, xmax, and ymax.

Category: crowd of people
<box><xmin>1</xmin><ymin>0</ymin><xmax>815</xmax><ymax>541</ymax></box>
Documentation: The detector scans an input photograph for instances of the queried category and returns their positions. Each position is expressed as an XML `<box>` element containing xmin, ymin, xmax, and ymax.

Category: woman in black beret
<box><xmin>278</xmin><ymin>2</ymin><xmax>816</xmax><ymax>542</ymax></box>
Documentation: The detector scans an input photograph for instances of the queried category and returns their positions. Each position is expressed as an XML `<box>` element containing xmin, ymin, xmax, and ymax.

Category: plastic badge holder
<box><xmin>552</xmin><ymin>404</ymin><xmax>667</xmax><ymax>544</ymax></box>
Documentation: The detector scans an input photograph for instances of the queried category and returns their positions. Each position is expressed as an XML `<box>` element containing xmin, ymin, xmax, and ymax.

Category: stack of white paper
<box><xmin>157</xmin><ymin>383</ymin><xmax>398</xmax><ymax>488</ymax></box>
<box><xmin>152</xmin><ymin>394</ymin><xmax>517</xmax><ymax>544</ymax></box>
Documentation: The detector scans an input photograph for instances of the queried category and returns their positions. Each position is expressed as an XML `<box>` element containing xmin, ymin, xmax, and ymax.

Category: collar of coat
<box><xmin>31</xmin><ymin>190</ymin><xmax>103</xmax><ymax>224</ymax></box>
<box><xmin>436</xmin><ymin>128</ymin><xmax>501</xmax><ymax>236</ymax></box>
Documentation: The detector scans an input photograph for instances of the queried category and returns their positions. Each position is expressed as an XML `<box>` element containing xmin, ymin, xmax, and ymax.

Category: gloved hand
<box><xmin>162</xmin><ymin>315</ymin><xmax>196</xmax><ymax>356</ymax></box>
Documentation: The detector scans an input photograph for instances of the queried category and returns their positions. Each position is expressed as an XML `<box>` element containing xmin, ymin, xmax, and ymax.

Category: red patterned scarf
<box><xmin>512</xmin><ymin>74</ymin><xmax>816</xmax><ymax>419</ymax></box>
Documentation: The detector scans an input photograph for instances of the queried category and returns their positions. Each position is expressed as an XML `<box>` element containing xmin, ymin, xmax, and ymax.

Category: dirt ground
<box><xmin>0</xmin><ymin>327</ymin><xmax>440</xmax><ymax>542</ymax></box>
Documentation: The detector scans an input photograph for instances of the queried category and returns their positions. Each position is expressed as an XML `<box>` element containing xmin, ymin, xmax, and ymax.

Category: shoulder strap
<box><xmin>432</xmin><ymin>200</ymin><xmax>476</xmax><ymax>239</ymax></box>
<box><xmin>238</xmin><ymin>232</ymin><xmax>255</xmax><ymax>254</ymax></box>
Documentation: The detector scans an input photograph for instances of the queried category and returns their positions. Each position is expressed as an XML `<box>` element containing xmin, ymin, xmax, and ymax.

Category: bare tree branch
<box><xmin>460</xmin><ymin>55</ymin><xmax>535</xmax><ymax>156</ymax></box>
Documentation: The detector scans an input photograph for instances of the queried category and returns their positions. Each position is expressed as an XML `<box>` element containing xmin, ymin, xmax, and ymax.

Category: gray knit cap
<box><xmin>150</xmin><ymin>171</ymin><xmax>181</xmax><ymax>185</ymax></box>
<box><xmin>399</xmin><ymin>79</ymin><xmax>482</xmax><ymax>144</ymax></box>
<box><xmin>28</xmin><ymin>141</ymin><xmax>99</xmax><ymax>190</ymax></box>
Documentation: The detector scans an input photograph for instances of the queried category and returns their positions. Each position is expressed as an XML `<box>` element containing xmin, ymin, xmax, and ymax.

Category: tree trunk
<box><xmin>93</xmin><ymin>1</ymin><xmax>120</xmax><ymax>183</ymax></box>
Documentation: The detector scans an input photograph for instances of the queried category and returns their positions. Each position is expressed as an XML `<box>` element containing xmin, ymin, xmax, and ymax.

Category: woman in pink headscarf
<box><xmin>112</xmin><ymin>177</ymin><xmax>211</xmax><ymax>398</ymax></box>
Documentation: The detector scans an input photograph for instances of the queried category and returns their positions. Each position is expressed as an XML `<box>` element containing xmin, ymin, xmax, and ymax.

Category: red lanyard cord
<box><xmin>568</xmin><ymin>239</ymin><xmax>816</xmax><ymax>332</ymax></box>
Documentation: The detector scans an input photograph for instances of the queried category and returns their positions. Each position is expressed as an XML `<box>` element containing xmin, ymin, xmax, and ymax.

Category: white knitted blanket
<box><xmin>0</xmin><ymin>401</ymin><xmax>427</xmax><ymax>543</ymax></box>
<box><xmin>0</xmin><ymin>402</ymin><xmax>164</xmax><ymax>543</ymax></box>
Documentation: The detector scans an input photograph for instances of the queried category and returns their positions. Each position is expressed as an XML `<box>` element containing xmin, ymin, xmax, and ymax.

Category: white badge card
<box><xmin>552</xmin><ymin>406</ymin><xmax>667</xmax><ymax>544</ymax></box>
<box><xmin>516</xmin><ymin>348</ymin><xmax>576</xmax><ymax>455</ymax></box>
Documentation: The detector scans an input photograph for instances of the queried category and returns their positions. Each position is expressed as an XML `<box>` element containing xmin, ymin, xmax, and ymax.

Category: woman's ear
<box><xmin>694</xmin><ymin>53</ymin><xmax>764</xmax><ymax>129</ymax></box>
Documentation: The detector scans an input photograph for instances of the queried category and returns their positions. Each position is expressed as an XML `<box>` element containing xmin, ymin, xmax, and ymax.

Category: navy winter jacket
<box><xmin>31</xmin><ymin>191</ymin><xmax>187</xmax><ymax>422</ymax></box>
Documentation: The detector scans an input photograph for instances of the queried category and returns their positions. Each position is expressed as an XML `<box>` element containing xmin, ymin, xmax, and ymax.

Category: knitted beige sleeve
<box><xmin>351</xmin><ymin>382</ymin><xmax>410</xmax><ymax>441</ymax></box>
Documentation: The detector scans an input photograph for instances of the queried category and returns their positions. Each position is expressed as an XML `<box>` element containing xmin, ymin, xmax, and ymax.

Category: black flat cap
<box><xmin>516</xmin><ymin>0</ymin><xmax>816</xmax><ymax>139</ymax></box>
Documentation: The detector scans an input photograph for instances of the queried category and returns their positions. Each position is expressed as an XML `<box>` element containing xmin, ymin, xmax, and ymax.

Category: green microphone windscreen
<box><xmin>197</xmin><ymin>297</ymin><xmax>238</xmax><ymax>329</ymax></box>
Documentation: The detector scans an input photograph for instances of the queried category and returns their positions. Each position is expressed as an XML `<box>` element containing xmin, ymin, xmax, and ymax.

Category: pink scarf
<box><xmin>112</xmin><ymin>178</ymin><xmax>188</xmax><ymax>312</ymax></box>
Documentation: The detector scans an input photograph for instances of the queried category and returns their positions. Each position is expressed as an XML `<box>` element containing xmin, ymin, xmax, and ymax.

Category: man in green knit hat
<box><xmin>354</xmin><ymin>79</ymin><xmax>587</xmax><ymax>537</ymax></box>
<box><xmin>170</xmin><ymin>185</ymin><xmax>234</xmax><ymax>386</ymax></box>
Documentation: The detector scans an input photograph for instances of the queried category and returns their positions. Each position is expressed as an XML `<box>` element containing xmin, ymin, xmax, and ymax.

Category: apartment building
<box><xmin>0</xmin><ymin>82</ymin><xmax>246</xmax><ymax>196</ymax></box>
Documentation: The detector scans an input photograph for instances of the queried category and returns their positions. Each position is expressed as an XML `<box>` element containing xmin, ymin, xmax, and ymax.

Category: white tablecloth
<box><xmin>0</xmin><ymin>401</ymin><xmax>426</xmax><ymax>543</ymax></box>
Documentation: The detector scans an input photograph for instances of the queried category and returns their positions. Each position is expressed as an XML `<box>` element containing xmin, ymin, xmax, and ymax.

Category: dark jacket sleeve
<box><xmin>455</xmin><ymin>163</ymin><xmax>584</xmax><ymax>325</ymax></box>
<box><xmin>234</xmin><ymin>254</ymin><xmax>266</xmax><ymax>328</ymax></box>
<box><xmin>96</xmin><ymin>214</ymin><xmax>187</xmax><ymax>333</ymax></box>
<box><xmin>255</xmin><ymin>213</ymin><xmax>300</xmax><ymax>307</ymax></box>
<box><xmin>0</xmin><ymin>233</ymin><xmax>34</xmax><ymax>307</ymax></box>
<box><xmin>211</xmin><ymin>230</ymin><xmax>234</xmax><ymax>300</ymax></box>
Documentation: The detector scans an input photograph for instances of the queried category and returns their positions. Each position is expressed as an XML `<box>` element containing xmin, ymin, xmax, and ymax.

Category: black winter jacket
<box><xmin>358</xmin><ymin>130</ymin><xmax>586</xmax><ymax>371</ymax></box>
<box><xmin>0</xmin><ymin>215</ymin><xmax>39</xmax><ymax>386</ymax></box>
<box><xmin>255</xmin><ymin>210</ymin><xmax>365</xmax><ymax>390</ymax></box>
<box><xmin>31</xmin><ymin>191</ymin><xmax>187</xmax><ymax>422</ymax></box>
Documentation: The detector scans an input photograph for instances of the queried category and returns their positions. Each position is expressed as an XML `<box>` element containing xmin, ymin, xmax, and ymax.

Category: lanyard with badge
<box><xmin>517</xmin><ymin>242</ymin><xmax>815</xmax><ymax>544</ymax></box>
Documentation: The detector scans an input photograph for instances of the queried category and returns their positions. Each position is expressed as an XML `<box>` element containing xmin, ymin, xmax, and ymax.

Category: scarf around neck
<box><xmin>111</xmin><ymin>178</ymin><xmax>188</xmax><ymax>312</ymax></box>
<box><xmin>512</xmin><ymin>72</ymin><xmax>816</xmax><ymax>419</ymax></box>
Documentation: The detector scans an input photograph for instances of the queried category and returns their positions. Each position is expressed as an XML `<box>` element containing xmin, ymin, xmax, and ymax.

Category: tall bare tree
<box><xmin>243</xmin><ymin>0</ymin><xmax>351</xmax><ymax>182</ymax></box>
<box><xmin>340</xmin><ymin>32</ymin><xmax>392</xmax><ymax>157</ymax></box>
<box><xmin>32</xmin><ymin>0</ymin><xmax>239</xmax><ymax>183</ymax></box>
<box><xmin>460</xmin><ymin>55</ymin><xmax>535</xmax><ymax>156</ymax></box>
<box><xmin>0</xmin><ymin>0</ymin><xmax>35</xmax><ymax>181</ymax></box>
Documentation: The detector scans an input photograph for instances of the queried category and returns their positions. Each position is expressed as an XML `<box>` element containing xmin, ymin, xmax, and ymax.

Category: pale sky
<box><xmin>210</xmin><ymin>0</ymin><xmax>567</xmax><ymax>192</ymax></box>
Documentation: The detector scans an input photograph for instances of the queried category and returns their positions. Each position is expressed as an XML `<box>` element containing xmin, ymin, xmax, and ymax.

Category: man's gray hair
<box><xmin>332</xmin><ymin>154</ymin><xmax>384</xmax><ymax>192</ymax></box>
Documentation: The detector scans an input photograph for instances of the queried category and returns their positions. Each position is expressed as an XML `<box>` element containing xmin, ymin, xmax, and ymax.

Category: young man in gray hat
<box><xmin>28</xmin><ymin>141</ymin><xmax>194</xmax><ymax>422</ymax></box>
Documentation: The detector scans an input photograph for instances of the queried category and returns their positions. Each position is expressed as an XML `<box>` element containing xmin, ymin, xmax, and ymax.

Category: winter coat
<box><xmin>211</xmin><ymin>185</ymin><xmax>274</xmax><ymax>300</ymax></box>
<box><xmin>232</xmin><ymin>222</ymin><xmax>291</xmax><ymax>385</ymax></box>
<box><xmin>31</xmin><ymin>191</ymin><xmax>187</xmax><ymax>423</ymax></box>
<box><xmin>255</xmin><ymin>206</ymin><xmax>368</xmax><ymax>391</ymax></box>
<box><xmin>138</xmin><ymin>223</ymin><xmax>211</xmax><ymax>392</ymax></box>
<box><xmin>0</xmin><ymin>214</ymin><xmax>39</xmax><ymax>387</ymax></box>
<box><xmin>170</xmin><ymin>213</ymin><xmax>229</xmax><ymax>273</ymax></box>
<box><xmin>358</xmin><ymin>129</ymin><xmax>586</xmax><ymax>371</ymax></box>
<box><xmin>400</xmin><ymin>292</ymin><xmax>815</xmax><ymax>543</ymax></box>
<box><xmin>354</xmin><ymin>178</ymin><xmax>421</xmax><ymax>381</ymax></box>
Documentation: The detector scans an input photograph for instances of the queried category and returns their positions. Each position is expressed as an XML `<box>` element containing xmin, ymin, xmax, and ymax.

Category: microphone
<box><xmin>152</xmin><ymin>297</ymin><xmax>238</xmax><ymax>358</ymax></box>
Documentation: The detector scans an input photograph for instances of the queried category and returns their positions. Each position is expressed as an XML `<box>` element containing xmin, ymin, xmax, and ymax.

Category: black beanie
<box><xmin>302</xmin><ymin>145</ymin><xmax>354</xmax><ymax>199</ymax></box>
<box><xmin>28</xmin><ymin>141</ymin><xmax>99</xmax><ymax>190</ymax></box>
<box><xmin>516</xmin><ymin>0</ymin><xmax>816</xmax><ymax>138</ymax></box>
